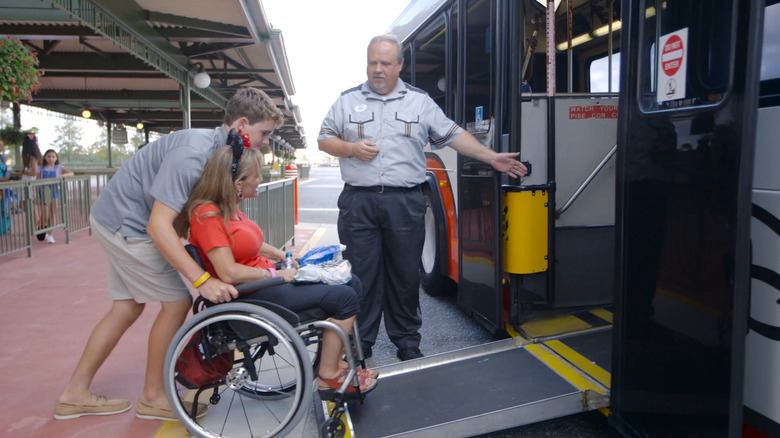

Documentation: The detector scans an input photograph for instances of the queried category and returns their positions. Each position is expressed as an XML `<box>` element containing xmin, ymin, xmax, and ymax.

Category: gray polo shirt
<box><xmin>92</xmin><ymin>126</ymin><xmax>227</xmax><ymax>238</ymax></box>
<box><xmin>318</xmin><ymin>80</ymin><xmax>462</xmax><ymax>187</ymax></box>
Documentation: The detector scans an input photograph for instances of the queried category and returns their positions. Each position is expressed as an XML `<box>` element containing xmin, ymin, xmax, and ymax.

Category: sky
<box><xmin>261</xmin><ymin>0</ymin><xmax>413</xmax><ymax>153</ymax></box>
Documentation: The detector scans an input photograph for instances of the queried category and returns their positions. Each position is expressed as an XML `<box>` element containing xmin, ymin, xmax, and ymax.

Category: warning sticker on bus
<box><xmin>568</xmin><ymin>105</ymin><xmax>618</xmax><ymax>120</ymax></box>
<box><xmin>657</xmin><ymin>28</ymin><xmax>688</xmax><ymax>103</ymax></box>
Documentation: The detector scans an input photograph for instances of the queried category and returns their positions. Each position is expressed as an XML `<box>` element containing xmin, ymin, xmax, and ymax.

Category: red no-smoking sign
<box><xmin>657</xmin><ymin>28</ymin><xmax>688</xmax><ymax>103</ymax></box>
<box><xmin>661</xmin><ymin>35</ymin><xmax>684</xmax><ymax>76</ymax></box>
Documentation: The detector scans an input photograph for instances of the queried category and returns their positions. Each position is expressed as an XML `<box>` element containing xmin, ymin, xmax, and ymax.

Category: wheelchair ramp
<box><xmin>336</xmin><ymin>328</ymin><xmax>611</xmax><ymax>437</ymax></box>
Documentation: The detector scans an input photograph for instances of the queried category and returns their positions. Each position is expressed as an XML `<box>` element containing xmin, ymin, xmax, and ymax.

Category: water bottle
<box><xmin>283</xmin><ymin>251</ymin><xmax>294</xmax><ymax>269</ymax></box>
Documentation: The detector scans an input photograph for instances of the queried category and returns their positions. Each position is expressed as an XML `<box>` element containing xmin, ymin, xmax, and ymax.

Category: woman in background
<box><xmin>20</xmin><ymin>134</ymin><xmax>45</xmax><ymax>240</ymax></box>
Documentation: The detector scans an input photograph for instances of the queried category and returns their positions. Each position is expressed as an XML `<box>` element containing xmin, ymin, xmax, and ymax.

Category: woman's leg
<box><xmin>239</xmin><ymin>282</ymin><xmax>374</xmax><ymax>388</ymax></box>
<box><xmin>46</xmin><ymin>201</ymin><xmax>57</xmax><ymax>239</ymax></box>
<box><xmin>318</xmin><ymin>315</ymin><xmax>357</xmax><ymax>380</ymax></box>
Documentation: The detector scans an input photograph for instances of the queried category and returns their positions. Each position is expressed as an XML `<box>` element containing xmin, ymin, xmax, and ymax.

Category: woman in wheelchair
<box><xmin>176</xmin><ymin>144</ymin><xmax>377</xmax><ymax>399</ymax></box>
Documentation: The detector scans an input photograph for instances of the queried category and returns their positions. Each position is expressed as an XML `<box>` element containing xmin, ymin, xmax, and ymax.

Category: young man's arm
<box><xmin>147</xmin><ymin>201</ymin><xmax>238</xmax><ymax>303</ymax></box>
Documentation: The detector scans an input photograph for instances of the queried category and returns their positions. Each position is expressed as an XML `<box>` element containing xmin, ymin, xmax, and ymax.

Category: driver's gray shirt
<box><xmin>318</xmin><ymin>80</ymin><xmax>462</xmax><ymax>188</ymax></box>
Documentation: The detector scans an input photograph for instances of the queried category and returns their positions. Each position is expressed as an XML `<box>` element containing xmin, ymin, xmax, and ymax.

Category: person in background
<box><xmin>178</xmin><ymin>145</ymin><xmax>377</xmax><ymax>399</ymax></box>
<box><xmin>318</xmin><ymin>34</ymin><xmax>528</xmax><ymax>362</ymax></box>
<box><xmin>0</xmin><ymin>143</ymin><xmax>8</xmax><ymax>182</ymax></box>
<box><xmin>20</xmin><ymin>134</ymin><xmax>44</xmax><ymax>239</ymax></box>
<box><xmin>55</xmin><ymin>87</ymin><xmax>283</xmax><ymax>422</ymax></box>
<box><xmin>0</xmin><ymin>142</ymin><xmax>22</xmax><ymax>216</ymax></box>
<box><xmin>37</xmin><ymin>149</ymin><xmax>74</xmax><ymax>243</ymax></box>
<box><xmin>0</xmin><ymin>150</ymin><xmax>9</xmax><ymax>234</ymax></box>
<box><xmin>20</xmin><ymin>133</ymin><xmax>42</xmax><ymax>182</ymax></box>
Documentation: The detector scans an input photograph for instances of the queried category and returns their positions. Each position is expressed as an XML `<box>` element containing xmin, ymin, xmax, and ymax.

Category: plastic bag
<box><xmin>294</xmin><ymin>259</ymin><xmax>352</xmax><ymax>285</ymax></box>
<box><xmin>299</xmin><ymin>244</ymin><xmax>346</xmax><ymax>266</ymax></box>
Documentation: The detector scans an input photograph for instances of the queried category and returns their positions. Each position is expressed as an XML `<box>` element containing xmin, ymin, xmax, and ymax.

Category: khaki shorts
<box><xmin>90</xmin><ymin>214</ymin><xmax>190</xmax><ymax>303</ymax></box>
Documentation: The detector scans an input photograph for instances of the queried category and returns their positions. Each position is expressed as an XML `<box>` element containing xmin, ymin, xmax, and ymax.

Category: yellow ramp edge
<box><xmin>153</xmin><ymin>421</ymin><xmax>189</xmax><ymax>438</ymax></box>
<box><xmin>524</xmin><ymin>343</ymin><xmax>607</xmax><ymax>395</ymax></box>
<box><xmin>521</xmin><ymin>314</ymin><xmax>593</xmax><ymax>338</ymax></box>
<box><xmin>544</xmin><ymin>339</ymin><xmax>611</xmax><ymax>388</ymax></box>
<box><xmin>590</xmin><ymin>308</ymin><xmax>613</xmax><ymax>323</ymax></box>
<box><xmin>519</xmin><ymin>308</ymin><xmax>613</xmax><ymax>338</ymax></box>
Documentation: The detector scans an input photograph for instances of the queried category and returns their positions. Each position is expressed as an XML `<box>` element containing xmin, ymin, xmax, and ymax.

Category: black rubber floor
<box><xmin>348</xmin><ymin>347</ymin><xmax>579</xmax><ymax>436</ymax></box>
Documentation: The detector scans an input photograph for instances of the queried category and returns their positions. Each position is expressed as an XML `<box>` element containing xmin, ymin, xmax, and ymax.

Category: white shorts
<box><xmin>90</xmin><ymin>214</ymin><xmax>190</xmax><ymax>303</ymax></box>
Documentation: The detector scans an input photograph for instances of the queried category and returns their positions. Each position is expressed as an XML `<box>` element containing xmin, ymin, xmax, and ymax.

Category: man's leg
<box><xmin>337</xmin><ymin>190</ymin><xmax>383</xmax><ymax>348</ymax></box>
<box><xmin>379</xmin><ymin>190</ymin><xmax>425</xmax><ymax>352</ymax></box>
<box><xmin>57</xmin><ymin>299</ymin><xmax>144</xmax><ymax>406</ymax></box>
<box><xmin>139</xmin><ymin>297</ymin><xmax>192</xmax><ymax>408</ymax></box>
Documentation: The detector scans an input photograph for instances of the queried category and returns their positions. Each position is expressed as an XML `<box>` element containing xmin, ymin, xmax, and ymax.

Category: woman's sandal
<box><xmin>339</xmin><ymin>365</ymin><xmax>379</xmax><ymax>379</ymax></box>
<box><xmin>317</xmin><ymin>370</ymin><xmax>378</xmax><ymax>401</ymax></box>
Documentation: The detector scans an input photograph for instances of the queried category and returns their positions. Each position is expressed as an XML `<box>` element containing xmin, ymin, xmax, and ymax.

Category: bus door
<box><xmin>457</xmin><ymin>0</ymin><xmax>508</xmax><ymax>333</ymax></box>
<box><xmin>612</xmin><ymin>0</ymin><xmax>763</xmax><ymax>436</ymax></box>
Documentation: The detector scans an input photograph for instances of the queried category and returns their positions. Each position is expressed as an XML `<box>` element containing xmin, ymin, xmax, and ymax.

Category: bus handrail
<box><xmin>555</xmin><ymin>144</ymin><xmax>616</xmax><ymax>218</ymax></box>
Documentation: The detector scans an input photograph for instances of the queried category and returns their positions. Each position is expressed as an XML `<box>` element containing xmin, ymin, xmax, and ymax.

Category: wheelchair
<box><xmin>163</xmin><ymin>245</ymin><xmax>371</xmax><ymax>438</ymax></box>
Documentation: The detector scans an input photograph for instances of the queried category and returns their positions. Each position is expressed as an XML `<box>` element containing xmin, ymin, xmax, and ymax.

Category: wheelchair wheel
<box><xmin>164</xmin><ymin>302</ymin><xmax>313</xmax><ymax>438</ymax></box>
<box><xmin>235</xmin><ymin>333</ymin><xmax>302</xmax><ymax>400</ymax></box>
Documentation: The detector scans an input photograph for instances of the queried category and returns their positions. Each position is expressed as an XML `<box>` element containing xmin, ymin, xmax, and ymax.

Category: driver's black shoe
<box><xmin>396</xmin><ymin>347</ymin><xmax>423</xmax><ymax>361</ymax></box>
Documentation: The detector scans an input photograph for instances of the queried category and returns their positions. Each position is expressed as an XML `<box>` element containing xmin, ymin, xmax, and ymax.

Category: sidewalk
<box><xmin>0</xmin><ymin>223</ymin><xmax>331</xmax><ymax>438</ymax></box>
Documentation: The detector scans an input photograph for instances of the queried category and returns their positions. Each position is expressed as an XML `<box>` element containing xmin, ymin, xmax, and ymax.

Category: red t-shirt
<box><xmin>189</xmin><ymin>203</ymin><xmax>275</xmax><ymax>279</ymax></box>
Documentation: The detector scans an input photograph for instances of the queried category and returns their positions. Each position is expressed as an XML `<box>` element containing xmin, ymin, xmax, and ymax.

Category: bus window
<box><xmin>401</xmin><ymin>46</ymin><xmax>412</xmax><ymax>85</ymax></box>
<box><xmin>761</xmin><ymin>2</ymin><xmax>780</xmax><ymax>81</ymax></box>
<box><xmin>414</xmin><ymin>16</ymin><xmax>448</xmax><ymax>111</ymax></box>
<box><xmin>638</xmin><ymin>0</ymin><xmax>736</xmax><ymax>112</ymax></box>
<box><xmin>464</xmin><ymin>0</ymin><xmax>493</xmax><ymax>138</ymax></box>
<box><xmin>589</xmin><ymin>52</ymin><xmax>621</xmax><ymax>92</ymax></box>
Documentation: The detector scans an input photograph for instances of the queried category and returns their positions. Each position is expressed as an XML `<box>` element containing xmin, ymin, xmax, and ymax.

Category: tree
<box><xmin>54</xmin><ymin>119</ymin><xmax>84</xmax><ymax>162</ymax></box>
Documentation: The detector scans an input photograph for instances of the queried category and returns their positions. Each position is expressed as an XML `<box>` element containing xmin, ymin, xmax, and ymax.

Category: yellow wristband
<box><xmin>192</xmin><ymin>271</ymin><xmax>211</xmax><ymax>288</ymax></box>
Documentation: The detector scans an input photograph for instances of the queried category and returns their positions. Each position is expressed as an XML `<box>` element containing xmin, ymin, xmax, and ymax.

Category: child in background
<box><xmin>0</xmin><ymin>153</ymin><xmax>9</xmax><ymax>234</ymax></box>
<box><xmin>38</xmin><ymin>149</ymin><xmax>74</xmax><ymax>243</ymax></box>
<box><xmin>0</xmin><ymin>152</ymin><xmax>8</xmax><ymax>182</ymax></box>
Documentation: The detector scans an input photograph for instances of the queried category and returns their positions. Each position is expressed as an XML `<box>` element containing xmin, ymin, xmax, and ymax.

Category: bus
<box><xmin>375</xmin><ymin>0</ymin><xmax>778</xmax><ymax>436</ymax></box>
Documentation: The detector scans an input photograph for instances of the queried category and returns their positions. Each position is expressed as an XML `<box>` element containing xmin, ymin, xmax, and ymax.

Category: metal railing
<box><xmin>241</xmin><ymin>178</ymin><xmax>296</xmax><ymax>249</ymax></box>
<box><xmin>0</xmin><ymin>176</ymin><xmax>92</xmax><ymax>257</ymax></box>
<box><xmin>1</xmin><ymin>176</ymin><xmax>296</xmax><ymax>258</ymax></box>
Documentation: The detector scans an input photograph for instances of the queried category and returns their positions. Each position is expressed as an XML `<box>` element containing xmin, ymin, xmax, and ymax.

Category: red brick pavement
<box><xmin>0</xmin><ymin>224</ymin><xmax>321</xmax><ymax>438</ymax></box>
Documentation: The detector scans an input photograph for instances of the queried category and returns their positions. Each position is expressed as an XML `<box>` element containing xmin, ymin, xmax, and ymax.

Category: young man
<box><xmin>318</xmin><ymin>35</ymin><xmax>527</xmax><ymax>361</ymax></box>
<box><xmin>55</xmin><ymin>87</ymin><xmax>284</xmax><ymax>421</ymax></box>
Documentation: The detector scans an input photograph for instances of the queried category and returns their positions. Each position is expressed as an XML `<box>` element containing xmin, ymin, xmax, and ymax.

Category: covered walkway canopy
<box><xmin>0</xmin><ymin>0</ymin><xmax>306</xmax><ymax>150</ymax></box>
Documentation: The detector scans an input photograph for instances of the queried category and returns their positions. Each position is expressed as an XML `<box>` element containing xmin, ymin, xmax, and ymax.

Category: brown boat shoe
<box><xmin>135</xmin><ymin>398</ymin><xmax>208</xmax><ymax>421</ymax></box>
<box><xmin>54</xmin><ymin>394</ymin><xmax>131</xmax><ymax>420</ymax></box>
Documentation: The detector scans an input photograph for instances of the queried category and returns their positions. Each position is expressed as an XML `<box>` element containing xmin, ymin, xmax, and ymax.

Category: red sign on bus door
<box><xmin>661</xmin><ymin>35</ymin><xmax>684</xmax><ymax>77</ymax></box>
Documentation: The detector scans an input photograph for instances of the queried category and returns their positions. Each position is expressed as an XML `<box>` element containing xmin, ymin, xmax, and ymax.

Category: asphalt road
<box><xmin>295</xmin><ymin>166</ymin><xmax>621</xmax><ymax>437</ymax></box>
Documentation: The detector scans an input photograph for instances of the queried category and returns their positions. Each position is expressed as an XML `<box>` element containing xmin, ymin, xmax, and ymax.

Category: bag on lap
<box><xmin>175</xmin><ymin>330</ymin><xmax>235</xmax><ymax>389</ymax></box>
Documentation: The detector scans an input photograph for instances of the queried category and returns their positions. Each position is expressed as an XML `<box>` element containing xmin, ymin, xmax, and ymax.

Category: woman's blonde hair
<box><xmin>176</xmin><ymin>146</ymin><xmax>263</xmax><ymax>238</ymax></box>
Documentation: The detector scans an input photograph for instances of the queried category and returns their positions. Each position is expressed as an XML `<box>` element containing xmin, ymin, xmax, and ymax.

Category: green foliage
<box><xmin>54</xmin><ymin>120</ymin><xmax>84</xmax><ymax>162</ymax></box>
<box><xmin>0</xmin><ymin>124</ymin><xmax>36</xmax><ymax>145</ymax></box>
<box><xmin>0</xmin><ymin>38</ymin><xmax>44</xmax><ymax>103</ymax></box>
